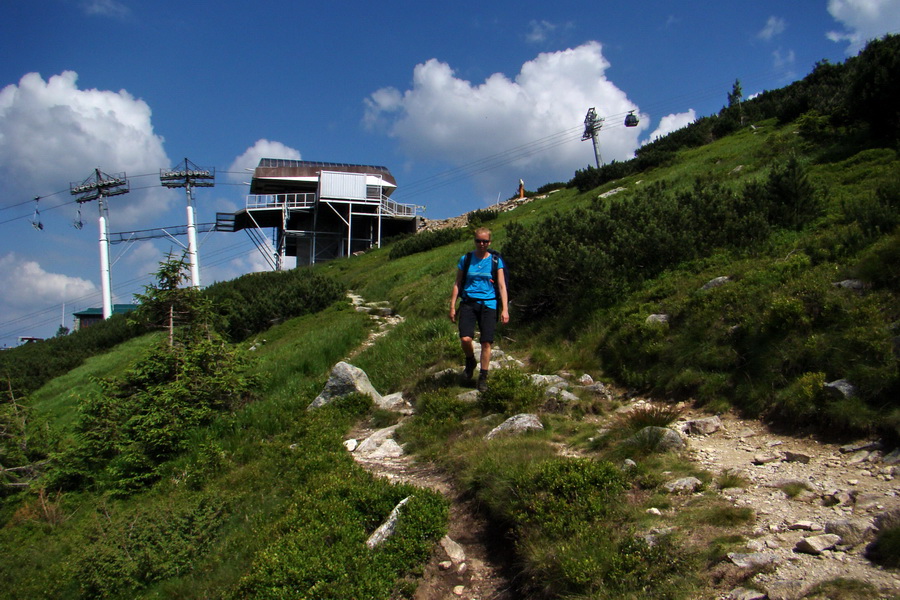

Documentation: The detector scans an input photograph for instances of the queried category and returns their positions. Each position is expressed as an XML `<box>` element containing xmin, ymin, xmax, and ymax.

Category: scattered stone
<box><xmin>846</xmin><ymin>450</ymin><xmax>871</xmax><ymax>464</ymax></box>
<box><xmin>622</xmin><ymin>458</ymin><xmax>638</xmax><ymax>470</ymax></box>
<box><xmin>840</xmin><ymin>440</ymin><xmax>882</xmax><ymax>453</ymax></box>
<box><xmin>729</xmin><ymin>587</ymin><xmax>766</xmax><ymax>600</ymax></box>
<box><xmin>763</xmin><ymin>579</ymin><xmax>805</xmax><ymax>600</ymax></box>
<box><xmin>356</xmin><ymin>425</ymin><xmax>402</xmax><ymax>458</ymax></box>
<box><xmin>727</xmin><ymin>552</ymin><xmax>778</xmax><ymax>569</ymax></box>
<box><xmin>308</xmin><ymin>361</ymin><xmax>382</xmax><ymax>409</ymax></box>
<box><xmin>579</xmin><ymin>382</ymin><xmax>612</xmax><ymax>398</ymax></box>
<box><xmin>457</xmin><ymin>390</ymin><xmax>479</xmax><ymax>403</ymax></box>
<box><xmin>783</xmin><ymin>451</ymin><xmax>811</xmax><ymax>464</ymax></box>
<box><xmin>682</xmin><ymin>416</ymin><xmax>723</xmax><ymax>435</ymax></box>
<box><xmin>832</xmin><ymin>278</ymin><xmax>865</xmax><ymax>290</ymax></box>
<box><xmin>529</xmin><ymin>374</ymin><xmax>567</xmax><ymax>387</ymax></box>
<box><xmin>884</xmin><ymin>448</ymin><xmax>900</xmax><ymax>465</ymax></box>
<box><xmin>485</xmin><ymin>414</ymin><xmax>543</xmax><ymax>440</ymax></box>
<box><xmin>376</xmin><ymin>391</ymin><xmax>414</xmax><ymax>414</ymax></box>
<box><xmin>873</xmin><ymin>508</ymin><xmax>900</xmax><ymax>531</ymax></box>
<box><xmin>825</xmin><ymin>518</ymin><xmax>874</xmax><ymax>546</ymax></box>
<box><xmin>441</xmin><ymin>535</ymin><xmax>466</xmax><ymax>564</ymax></box>
<box><xmin>794</xmin><ymin>533</ymin><xmax>841</xmax><ymax>555</ymax></box>
<box><xmin>735</xmin><ymin>427</ymin><xmax>757</xmax><ymax>438</ymax></box>
<box><xmin>824</xmin><ymin>378</ymin><xmax>856</xmax><ymax>400</ymax></box>
<box><xmin>627</xmin><ymin>426</ymin><xmax>685</xmax><ymax>452</ymax></box>
<box><xmin>438</xmin><ymin>560</ymin><xmax>453</xmax><ymax>571</ymax></box>
<box><xmin>366</xmin><ymin>496</ymin><xmax>410</xmax><ymax>549</ymax></box>
<box><xmin>343</xmin><ymin>439</ymin><xmax>358</xmax><ymax>452</ymax></box>
<box><xmin>701</xmin><ymin>276</ymin><xmax>730</xmax><ymax>290</ymax></box>
<box><xmin>452</xmin><ymin>584</ymin><xmax>465</xmax><ymax>596</ymax></box>
<box><xmin>787</xmin><ymin>520</ymin><xmax>819</xmax><ymax>531</ymax></box>
<box><xmin>855</xmin><ymin>492</ymin><xmax>883</xmax><ymax>510</ymax></box>
<box><xmin>663</xmin><ymin>476</ymin><xmax>703</xmax><ymax>494</ymax></box>
<box><xmin>577</xmin><ymin>373</ymin><xmax>594</xmax><ymax>385</ymax></box>
<box><xmin>753</xmin><ymin>453</ymin><xmax>781</xmax><ymax>465</ymax></box>
<box><xmin>645</xmin><ymin>313</ymin><xmax>669</xmax><ymax>325</ymax></box>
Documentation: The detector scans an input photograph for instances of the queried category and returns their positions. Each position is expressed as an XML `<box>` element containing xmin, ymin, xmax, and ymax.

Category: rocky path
<box><xmin>344</xmin><ymin>292</ymin><xmax>515</xmax><ymax>599</ymax></box>
<box><xmin>341</xmin><ymin>291</ymin><xmax>900</xmax><ymax>599</ymax></box>
<box><xmin>679</xmin><ymin>410</ymin><xmax>900</xmax><ymax>599</ymax></box>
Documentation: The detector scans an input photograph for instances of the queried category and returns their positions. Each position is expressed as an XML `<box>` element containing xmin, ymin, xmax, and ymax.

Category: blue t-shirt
<box><xmin>458</xmin><ymin>252</ymin><xmax>505</xmax><ymax>310</ymax></box>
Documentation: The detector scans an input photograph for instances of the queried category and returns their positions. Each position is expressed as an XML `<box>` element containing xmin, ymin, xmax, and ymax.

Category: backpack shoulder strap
<box><xmin>460</xmin><ymin>252</ymin><xmax>473</xmax><ymax>298</ymax></box>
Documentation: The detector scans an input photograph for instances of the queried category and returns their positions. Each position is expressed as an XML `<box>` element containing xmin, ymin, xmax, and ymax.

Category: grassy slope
<box><xmin>4</xmin><ymin>119</ymin><xmax>898</xmax><ymax>599</ymax></box>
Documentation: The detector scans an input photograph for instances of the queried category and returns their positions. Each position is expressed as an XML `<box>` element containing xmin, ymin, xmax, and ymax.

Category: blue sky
<box><xmin>1</xmin><ymin>0</ymin><xmax>899</xmax><ymax>347</ymax></box>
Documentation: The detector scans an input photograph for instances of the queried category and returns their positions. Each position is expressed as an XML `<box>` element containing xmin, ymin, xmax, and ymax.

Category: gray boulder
<box><xmin>485</xmin><ymin>414</ymin><xmax>543</xmax><ymax>440</ymax></box>
<box><xmin>663</xmin><ymin>476</ymin><xmax>703</xmax><ymax>494</ymax></box>
<box><xmin>794</xmin><ymin>534</ymin><xmax>841</xmax><ymax>555</ymax></box>
<box><xmin>825</xmin><ymin>518</ymin><xmax>874</xmax><ymax>546</ymax></box>
<box><xmin>701</xmin><ymin>276</ymin><xmax>730</xmax><ymax>290</ymax></box>
<box><xmin>308</xmin><ymin>361</ymin><xmax>382</xmax><ymax>409</ymax></box>
<box><xmin>366</xmin><ymin>496</ymin><xmax>410</xmax><ymax>549</ymax></box>
<box><xmin>627</xmin><ymin>426</ymin><xmax>685</xmax><ymax>452</ymax></box>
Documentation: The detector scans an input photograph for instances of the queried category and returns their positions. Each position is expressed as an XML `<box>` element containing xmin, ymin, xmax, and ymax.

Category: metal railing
<box><xmin>245</xmin><ymin>192</ymin><xmax>417</xmax><ymax>217</ymax></box>
<box><xmin>246</xmin><ymin>193</ymin><xmax>316</xmax><ymax>210</ymax></box>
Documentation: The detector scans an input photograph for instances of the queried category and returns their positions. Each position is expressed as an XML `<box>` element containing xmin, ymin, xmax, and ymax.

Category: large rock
<box><xmin>794</xmin><ymin>534</ymin><xmax>841</xmax><ymax>555</ymax></box>
<box><xmin>626</xmin><ymin>426</ymin><xmax>685</xmax><ymax>452</ymax></box>
<box><xmin>727</xmin><ymin>552</ymin><xmax>778</xmax><ymax>569</ymax></box>
<box><xmin>485</xmin><ymin>414</ymin><xmax>543</xmax><ymax>440</ymax></box>
<box><xmin>355</xmin><ymin>425</ymin><xmax>402</xmax><ymax>458</ymax></box>
<box><xmin>308</xmin><ymin>361</ymin><xmax>382</xmax><ymax>409</ymax></box>
<box><xmin>825</xmin><ymin>518</ymin><xmax>874</xmax><ymax>546</ymax></box>
<box><xmin>681</xmin><ymin>416</ymin><xmax>723</xmax><ymax>435</ymax></box>
<box><xmin>366</xmin><ymin>496</ymin><xmax>410</xmax><ymax>549</ymax></box>
<box><xmin>663</xmin><ymin>476</ymin><xmax>703</xmax><ymax>494</ymax></box>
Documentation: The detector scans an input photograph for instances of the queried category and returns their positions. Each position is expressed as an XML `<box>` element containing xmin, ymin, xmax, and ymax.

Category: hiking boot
<box><xmin>477</xmin><ymin>370</ymin><xmax>489</xmax><ymax>393</ymax></box>
<box><xmin>464</xmin><ymin>355</ymin><xmax>478</xmax><ymax>380</ymax></box>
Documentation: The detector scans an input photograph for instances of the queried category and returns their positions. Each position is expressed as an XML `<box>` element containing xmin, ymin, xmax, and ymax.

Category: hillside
<box><xmin>1</xmin><ymin>34</ymin><xmax>899</xmax><ymax>600</ymax></box>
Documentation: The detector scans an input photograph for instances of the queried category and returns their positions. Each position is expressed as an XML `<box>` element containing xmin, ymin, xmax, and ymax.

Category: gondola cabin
<box><xmin>624</xmin><ymin>111</ymin><xmax>639</xmax><ymax>127</ymax></box>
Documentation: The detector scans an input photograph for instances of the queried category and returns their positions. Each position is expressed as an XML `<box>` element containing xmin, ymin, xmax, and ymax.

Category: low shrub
<box><xmin>865</xmin><ymin>525</ymin><xmax>900</xmax><ymax>569</ymax></box>
<box><xmin>477</xmin><ymin>368</ymin><xmax>544</xmax><ymax>416</ymax></box>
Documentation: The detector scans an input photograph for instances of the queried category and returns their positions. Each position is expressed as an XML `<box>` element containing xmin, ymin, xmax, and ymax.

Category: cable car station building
<box><xmin>216</xmin><ymin>159</ymin><xmax>419</xmax><ymax>268</ymax></box>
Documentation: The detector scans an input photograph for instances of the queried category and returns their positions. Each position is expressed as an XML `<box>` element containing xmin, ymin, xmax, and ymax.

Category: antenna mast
<box><xmin>70</xmin><ymin>169</ymin><xmax>129</xmax><ymax>320</ymax></box>
<box><xmin>160</xmin><ymin>158</ymin><xmax>215</xmax><ymax>288</ymax></box>
<box><xmin>581</xmin><ymin>107</ymin><xmax>605</xmax><ymax>168</ymax></box>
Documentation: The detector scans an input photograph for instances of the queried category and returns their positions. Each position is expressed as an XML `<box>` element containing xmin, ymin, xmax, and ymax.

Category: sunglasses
<box><xmin>474</xmin><ymin>239</ymin><xmax>491</xmax><ymax>244</ymax></box>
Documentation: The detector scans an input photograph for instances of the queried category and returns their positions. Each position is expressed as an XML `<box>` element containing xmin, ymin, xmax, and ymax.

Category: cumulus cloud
<box><xmin>227</xmin><ymin>139</ymin><xmax>302</xmax><ymax>183</ymax></box>
<box><xmin>0</xmin><ymin>71</ymin><xmax>170</xmax><ymax>227</ymax></box>
<box><xmin>758</xmin><ymin>16</ymin><xmax>787</xmax><ymax>41</ymax></box>
<box><xmin>0</xmin><ymin>252</ymin><xmax>97</xmax><ymax>309</ymax></box>
<box><xmin>364</xmin><ymin>42</ymin><xmax>647</xmax><ymax>200</ymax></box>
<box><xmin>645</xmin><ymin>110</ymin><xmax>697</xmax><ymax>144</ymax></box>
<box><xmin>827</xmin><ymin>0</ymin><xmax>900</xmax><ymax>54</ymax></box>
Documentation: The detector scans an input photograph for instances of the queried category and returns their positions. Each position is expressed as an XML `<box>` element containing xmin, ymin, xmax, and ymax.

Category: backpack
<box><xmin>461</xmin><ymin>249</ymin><xmax>508</xmax><ymax>313</ymax></box>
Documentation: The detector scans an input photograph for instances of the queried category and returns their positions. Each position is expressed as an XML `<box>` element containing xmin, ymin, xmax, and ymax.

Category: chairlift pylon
<box><xmin>31</xmin><ymin>196</ymin><xmax>44</xmax><ymax>230</ymax></box>
<box><xmin>624</xmin><ymin>110</ymin><xmax>639</xmax><ymax>127</ymax></box>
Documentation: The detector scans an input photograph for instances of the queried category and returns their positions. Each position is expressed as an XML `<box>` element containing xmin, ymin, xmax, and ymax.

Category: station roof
<box><xmin>250</xmin><ymin>159</ymin><xmax>397</xmax><ymax>193</ymax></box>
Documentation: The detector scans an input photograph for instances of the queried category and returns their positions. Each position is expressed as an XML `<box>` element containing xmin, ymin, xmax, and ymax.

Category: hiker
<box><xmin>449</xmin><ymin>227</ymin><xmax>509</xmax><ymax>392</ymax></box>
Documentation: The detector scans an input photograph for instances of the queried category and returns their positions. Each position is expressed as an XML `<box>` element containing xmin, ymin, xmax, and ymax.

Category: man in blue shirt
<box><xmin>449</xmin><ymin>227</ymin><xmax>509</xmax><ymax>392</ymax></box>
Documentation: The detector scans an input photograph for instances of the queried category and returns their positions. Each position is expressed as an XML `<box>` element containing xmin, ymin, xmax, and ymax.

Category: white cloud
<box><xmin>0</xmin><ymin>252</ymin><xmax>97</xmax><ymax>309</ymax></box>
<box><xmin>645</xmin><ymin>110</ymin><xmax>697</xmax><ymax>144</ymax></box>
<box><xmin>227</xmin><ymin>139</ymin><xmax>302</xmax><ymax>183</ymax></box>
<box><xmin>758</xmin><ymin>16</ymin><xmax>787</xmax><ymax>41</ymax></box>
<box><xmin>526</xmin><ymin>20</ymin><xmax>557</xmax><ymax>44</ymax></box>
<box><xmin>364</xmin><ymin>42</ymin><xmax>647</xmax><ymax>199</ymax></box>
<box><xmin>827</xmin><ymin>0</ymin><xmax>900</xmax><ymax>54</ymax></box>
<box><xmin>81</xmin><ymin>0</ymin><xmax>130</xmax><ymax>19</ymax></box>
<box><xmin>0</xmin><ymin>71</ymin><xmax>171</xmax><ymax>227</ymax></box>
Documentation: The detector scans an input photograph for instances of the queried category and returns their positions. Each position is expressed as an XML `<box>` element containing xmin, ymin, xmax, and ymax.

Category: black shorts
<box><xmin>458</xmin><ymin>300</ymin><xmax>497</xmax><ymax>344</ymax></box>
